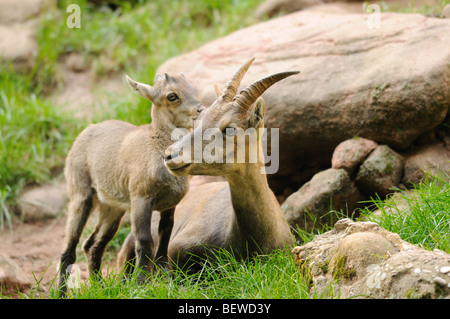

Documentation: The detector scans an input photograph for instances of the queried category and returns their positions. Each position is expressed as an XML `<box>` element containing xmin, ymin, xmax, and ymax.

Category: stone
<box><xmin>17</xmin><ymin>181</ymin><xmax>68</xmax><ymax>222</ymax></box>
<box><xmin>329</xmin><ymin>232</ymin><xmax>398</xmax><ymax>279</ymax></box>
<box><xmin>0</xmin><ymin>22</ymin><xmax>39</xmax><ymax>73</ymax></box>
<box><xmin>366</xmin><ymin>191</ymin><xmax>411</xmax><ymax>220</ymax></box>
<box><xmin>440</xmin><ymin>266</ymin><xmax>450</xmax><ymax>274</ymax></box>
<box><xmin>255</xmin><ymin>0</ymin><xmax>364</xmax><ymax>18</ymax></box>
<box><xmin>0</xmin><ymin>0</ymin><xmax>54</xmax><ymax>24</ymax></box>
<box><xmin>292</xmin><ymin>219</ymin><xmax>450</xmax><ymax>298</ymax></box>
<box><xmin>331</xmin><ymin>137</ymin><xmax>378</xmax><ymax>175</ymax></box>
<box><xmin>0</xmin><ymin>253</ymin><xmax>31</xmax><ymax>295</ymax></box>
<box><xmin>282</xmin><ymin>168</ymin><xmax>365</xmax><ymax>230</ymax></box>
<box><xmin>355</xmin><ymin>145</ymin><xmax>404</xmax><ymax>197</ymax></box>
<box><xmin>0</xmin><ymin>0</ymin><xmax>55</xmax><ymax>72</ymax></box>
<box><xmin>434</xmin><ymin>277</ymin><xmax>447</xmax><ymax>287</ymax></box>
<box><xmin>157</xmin><ymin>11</ymin><xmax>450</xmax><ymax>190</ymax></box>
<box><xmin>400</xmin><ymin>142</ymin><xmax>450</xmax><ymax>186</ymax></box>
<box><xmin>443</xmin><ymin>4</ymin><xmax>450</xmax><ymax>18</ymax></box>
<box><xmin>64</xmin><ymin>52</ymin><xmax>90</xmax><ymax>73</ymax></box>
<box><xmin>255</xmin><ymin>0</ymin><xmax>322</xmax><ymax>18</ymax></box>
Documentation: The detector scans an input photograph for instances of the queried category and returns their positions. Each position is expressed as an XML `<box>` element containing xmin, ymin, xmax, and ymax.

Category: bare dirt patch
<box><xmin>0</xmin><ymin>212</ymin><xmax>120</xmax><ymax>296</ymax></box>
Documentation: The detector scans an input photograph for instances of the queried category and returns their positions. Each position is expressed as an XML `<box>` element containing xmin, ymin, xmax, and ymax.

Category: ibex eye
<box><xmin>167</xmin><ymin>93</ymin><xmax>179</xmax><ymax>102</ymax></box>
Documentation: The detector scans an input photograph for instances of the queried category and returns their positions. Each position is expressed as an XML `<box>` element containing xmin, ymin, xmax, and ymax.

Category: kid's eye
<box><xmin>167</xmin><ymin>93</ymin><xmax>179</xmax><ymax>102</ymax></box>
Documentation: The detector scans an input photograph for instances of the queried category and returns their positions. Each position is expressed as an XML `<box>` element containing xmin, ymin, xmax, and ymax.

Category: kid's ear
<box><xmin>154</xmin><ymin>73</ymin><xmax>164</xmax><ymax>82</ymax></box>
<box><xmin>125</xmin><ymin>75</ymin><xmax>156</xmax><ymax>102</ymax></box>
<box><xmin>249</xmin><ymin>97</ymin><xmax>265</xmax><ymax>129</ymax></box>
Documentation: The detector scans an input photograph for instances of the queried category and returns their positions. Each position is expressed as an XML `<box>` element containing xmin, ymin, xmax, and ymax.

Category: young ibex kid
<box><xmin>57</xmin><ymin>72</ymin><xmax>204</xmax><ymax>296</ymax></box>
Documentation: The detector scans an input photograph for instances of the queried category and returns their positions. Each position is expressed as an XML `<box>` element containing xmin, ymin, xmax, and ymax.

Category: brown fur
<box><xmin>165</xmin><ymin>98</ymin><xmax>294</xmax><ymax>270</ymax></box>
<box><xmin>57</xmin><ymin>73</ymin><xmax>204</xmax><ymax>296</ymax></box>
<box><xmin>117</xmin><ymin>59</ymin><xmax>298</xmax><ymax>272</ymax></box>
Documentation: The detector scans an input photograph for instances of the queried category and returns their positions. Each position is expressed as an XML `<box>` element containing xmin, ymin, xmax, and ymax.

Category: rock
<box><xmin>0</xmin><ymin>0</ymin><xmax>54</xmax><ymax>24</ymax></box>
<box><xmin>255</xmin><ymin>0</ymin><xmax>363</xmax><ymax>18</ymax></box>
<box><xmin>0</xmin><ymin>253</ymin><xmax>31</xmax><ymax>295</ymax></box>
<box><xmin>443</xmin><ymin>4</ymin><xmax>450</xmax><ymax>18</ymax></box>
<box><xmin>157</xmin><ymin>11</ymin><xmax>450</xmax><ymax>191</ymax></box>
<box><xmin>17</xmin><ymin>181</ymin><xmax>68</xmax><ymax>222</ymax></box>
<box><xmin>64</xmin><ymin>52</ymin><xmax>90</xmax><ymax>73</ymax></box>
<box><xmin>292</xmin><ymin>219</ymin><xmax>450</xmax><ymax>298</ymax></box>
<box><xmin>255</xmin><ymin>0</ymin><xmax>322</xmax><ymax>18</ymax></box>
<box><xmin>365</xmin><ymin>191</ymin><xmax>410</xmax><ymax>220</ymax></box>
<box><xmin>51</xmin><ymin>67</ymin><xmax>126</xmax><ymax>120</ymax></box>
<box><xmin>282</xmin><ymin>168</ymin><xmax>365</xmax><ymax>231</ymax></box>
<box><xmin>355</xmin><ymin>145</ymin><xmax>404</xmax><ymax>197</ymax></box>
<box><xmin>299</xmin><ymin>1</ymin><xmax>365</xmax><ymax>14</ymax></box>
<box><xmin>0</xmin><ymin>0</ymin><xmax>55</xmax><ymax>72</ymax></box>
<box><xmin>0</xmin><ymin>22</ymin><xmax>39</xmax><ymax>73</ymax></box>
<box><xmin>401</xmin><ymin>142</ymin><xmax>450</xmax><ymax>186</ymax></box>
<box><xmin>331</xmin><ymin>137</ymin><xmax>378</xmax><ymax>175</ymax></box>
<box><xmin>329</xmin><ymin>231</ymin><xmax>398</xmax><ymax>279</ymax></box>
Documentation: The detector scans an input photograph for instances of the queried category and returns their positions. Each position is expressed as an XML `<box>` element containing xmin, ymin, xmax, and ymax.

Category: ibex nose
<box><xmin>197</xmin><ymin>104</ymin><xmax>205</xmax><ymax>113</ymax></box>
<box><xmin>165</xmin><ymin>145</ymin><xmax>183</xmax><ymax>162</ymax></box>
<box><xmin>164</xmin><ymin>147</ymin><xmax>174</xmax><ymax>161</ymax></box>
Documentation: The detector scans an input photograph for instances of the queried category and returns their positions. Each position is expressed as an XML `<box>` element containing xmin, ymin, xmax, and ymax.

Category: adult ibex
<box><xmin>58</xmin><ymin>72</ymin><xmax>204</xmax><ymax>295</ymax></box>
<box><xmin>118</xmin><ymin>58</ymin><xmax>297</xmax><ymax>272</ymax></box>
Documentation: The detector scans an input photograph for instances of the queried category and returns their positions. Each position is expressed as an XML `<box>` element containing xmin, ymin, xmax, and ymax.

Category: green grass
<box><xmin>374</xmin><ymin>0</ymin><xmax>450</xmax><ymax>16</ymax></box>
<box><xmin>0</xmin><ymin>68</ymin><xmax>84</xmax><ymax>228</ymax></box>
<box><xmin>358</xmin><ymin>171</ymin><xmax>450</xmax><ymax>253</ymax></box>
<box><xmin>19</xmin><ymin>246</ymin><xmax>323</xmax><ymax>299</ymax></box>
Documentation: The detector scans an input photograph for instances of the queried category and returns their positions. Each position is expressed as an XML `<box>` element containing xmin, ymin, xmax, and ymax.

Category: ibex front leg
<box><xmin>130</xmin><ymin>196</ymin><xmax>154</xmax><ymax>284</ymax></box>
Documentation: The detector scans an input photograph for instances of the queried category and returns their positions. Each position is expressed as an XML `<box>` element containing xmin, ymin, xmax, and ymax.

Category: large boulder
<box><xmin>292</xmin><ymin>219</ymin><xmax>450</xmax><ymax>298</ymax></box>
<box><xmin>157</xmin><ymin>11</ymin><xmax>450</xmax><ymax>192</ymax></box>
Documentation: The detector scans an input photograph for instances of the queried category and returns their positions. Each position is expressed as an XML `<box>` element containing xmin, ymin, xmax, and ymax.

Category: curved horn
<box><xmin>164</xmin><ymin>73</ymin><xmax>171</xmax><ymax>81</ymax></box>
<box><xmin>234</xmin><ymin>71</ymin><xmax>300</xmax><ymax>110</ymax></box>
<box><xmin>221</xmin><ymin>58</ymin><xmax>255</xmax><ymax>102</ymax></box>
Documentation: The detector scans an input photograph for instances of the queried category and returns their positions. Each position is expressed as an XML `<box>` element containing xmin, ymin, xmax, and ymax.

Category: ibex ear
<box><xmin>154</xmin><ymin>73</ymin><xmax>164</xmax><ymax>82</ymax></box>
<box><xmin>125</xmin><ymin>75</ymin><xmax>156</xmax><ymax>102</ymax></box>
<box><xmin>249</xmin><ymin>97</ymin><xmax>265</xmax><ymax>129</ymax></box>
